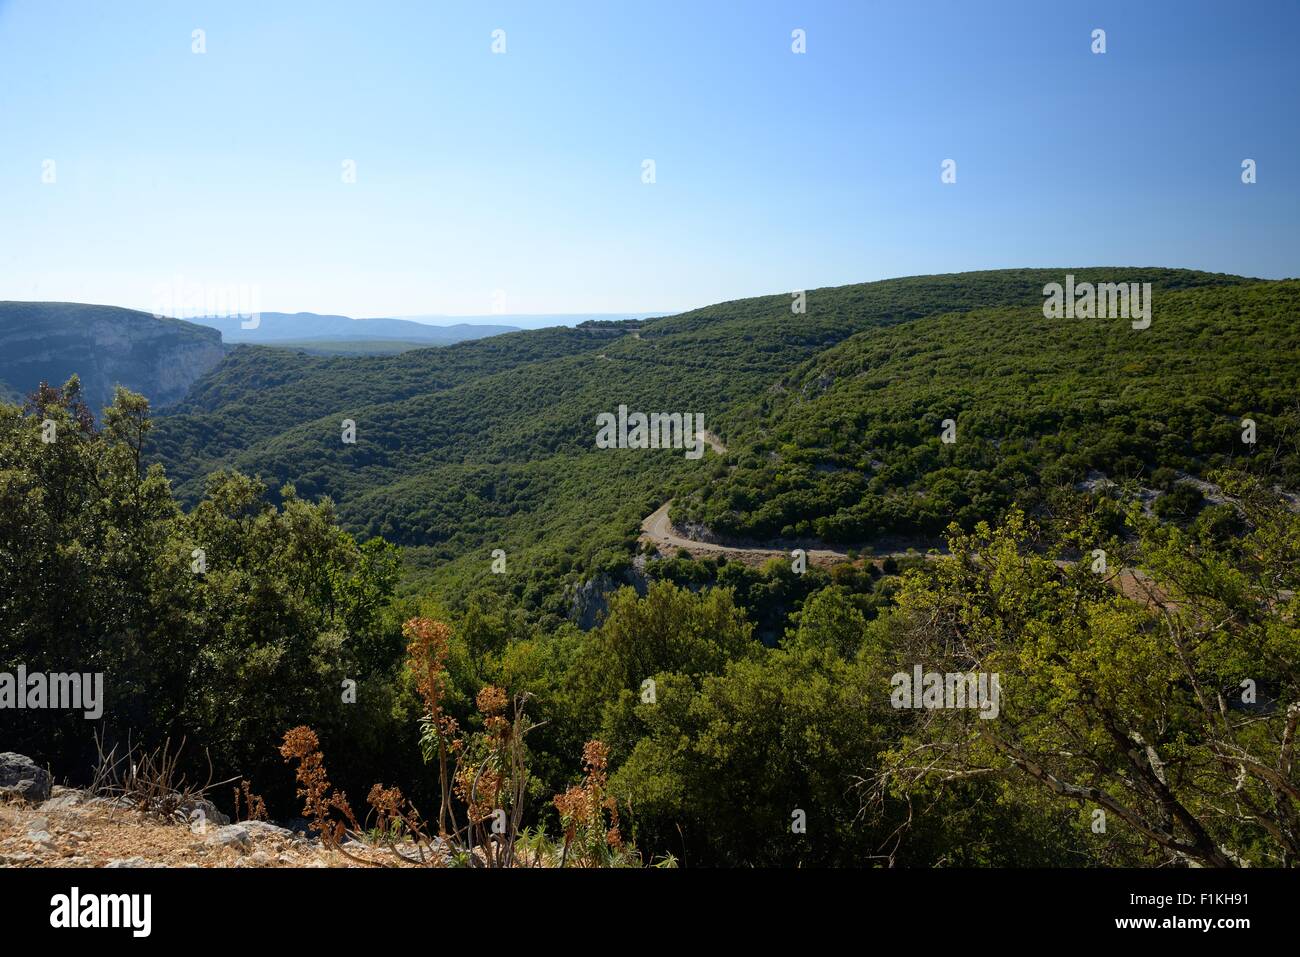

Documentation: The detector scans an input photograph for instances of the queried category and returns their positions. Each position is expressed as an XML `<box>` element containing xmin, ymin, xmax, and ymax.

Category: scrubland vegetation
<box><xmin>3</xmin><ymin>270</ymin><xmax>1297</xmax><ymax>866</ymax></box>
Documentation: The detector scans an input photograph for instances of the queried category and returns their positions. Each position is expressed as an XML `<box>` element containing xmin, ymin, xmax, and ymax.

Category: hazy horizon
<box><xmin>3</xmin><ymin>0</ymin><xmax>1296</xmax><ymax>317</ymax></box>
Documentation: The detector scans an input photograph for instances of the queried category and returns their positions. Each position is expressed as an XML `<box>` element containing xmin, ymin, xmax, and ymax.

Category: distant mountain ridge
<box><xmin>0</xmin><ymin>302</ymin><xmax>663</xmax><ymax>416</ymax></box>
<box><xmin>386</xmin><ymin>313</ymin><xmax>666</xmax><ymax>330</ymax></box>
<box><xmin>194</xmin><ymin>312</ymin><xmax>521</xmax><ymax>345</ymax></box>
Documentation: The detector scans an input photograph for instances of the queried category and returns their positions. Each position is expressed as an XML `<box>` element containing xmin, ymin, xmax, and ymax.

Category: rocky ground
<box><xmin>0</xmin><ymin>752</ymin><xmax>444</xmax><ymax>868</ymax></box>
<box><xmin>0</xmin><ymin>788</ymin><xmax>424</xmax><ymax>868</ymax></box>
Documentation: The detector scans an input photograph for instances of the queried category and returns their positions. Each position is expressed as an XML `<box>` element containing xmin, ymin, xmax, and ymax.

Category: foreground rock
<box><xmin>0</xmin><ymin>753</ymin><xmax>51</xmax><ymax>803</ymax></box>
<box><xmin>39</xmin><ymin>787</ymin><xmax>90</xmax><ymax>812</ymax></box>
<box><xmin>0</xmin><ymin>791</ymin><xmax>443</xmax><ymax>868</ymax></box>
<box><xmin>0</xmin><ymin>752</ymin><xmax>447</xmax><ymax>868</ymax></box>
<box><xmin>203</xmin><ymin>825</ymin><xmax>251</xmax><ymax>850</ymax></box>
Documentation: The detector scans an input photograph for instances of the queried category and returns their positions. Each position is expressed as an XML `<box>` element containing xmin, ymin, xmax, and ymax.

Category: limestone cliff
<box><xmin>0</xmin><ymin>302</ymin><xmax>227</xmax><ymax>414</ymax></box>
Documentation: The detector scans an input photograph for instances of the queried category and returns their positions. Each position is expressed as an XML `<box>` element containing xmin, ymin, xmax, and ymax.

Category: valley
<box><xmin>3</xmin><ymin>267</ymin><xmax>1298</xmax><ymax>870</ymax></box>
<box><xmin>3</xmin><ymin>0</ymin><xmax>1297</xmax><ymax>920</ymax></box>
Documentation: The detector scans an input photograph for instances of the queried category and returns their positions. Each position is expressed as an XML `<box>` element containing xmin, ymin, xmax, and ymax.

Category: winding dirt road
<box><xmin>640</xmin><ymin>501</ymin><xmax>855</xmax><ymax>567</ymax></box>
<box><xmin>639</xmin><ymin>432</ymin><xmax>1164</xmax><ymax>602</ymax></box>
<box><xmin>639</xmin><ymin>429</ymin><xmax>930</xmax><ymax>567</ymax></box>
<box><xmin>639</xmin><ymin>500</ymin><xmax>931</xmax><ymax>568</ymax></box>
<box><xmin>639</xmin><ymin>500</ymin><xmax>1162</xmax><ymax>603</ymax></box>
<box><xmin>696</xmin><ymin>430</ymin><xmax>727</xmax><ymax>455</ymax></box>
<box><xmin>638</xmin><ymin>430</ymin><xmax>858</xmax><ymax>566</ymax></box>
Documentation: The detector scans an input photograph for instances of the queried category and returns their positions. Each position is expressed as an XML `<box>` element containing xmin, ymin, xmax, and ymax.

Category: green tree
<box><xmin>869</xmin><ymin>480</ymin><xmax>1299</xmax><ymax>867</ymax></box>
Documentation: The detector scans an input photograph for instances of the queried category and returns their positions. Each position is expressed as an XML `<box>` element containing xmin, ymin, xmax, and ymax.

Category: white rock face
<box><xmin>0</xmin><ymin>302</ymin><xmax>227</xmax><ymax>414</ymax></box>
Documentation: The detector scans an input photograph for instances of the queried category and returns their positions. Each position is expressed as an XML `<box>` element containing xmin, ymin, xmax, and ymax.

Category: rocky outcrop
<box><xmin>0</xmin><ymin>782</ymin><xmax>439</xmax><ymax>868</ymax></box>
<box><xmin>0</xmin><ymin>301</ymin><xmax>227</xmax><ymax>416</ymax></box>
<box><xmin>0</xmin><ymin>752</ymin><xmax>51</xmax><ymax>803</ymax></box>
<box><xmin>569</xmin><ymin>565</ymin><xmax>648</xmax><ymax>630</ymax></box>
<box><xmin>0</xmin><ymin>752</ymin><xmax>467</xmax><ymax>868</ymax></box>
<box><xmin>203</xmin><ymin>824</ymin><xmax>252</xmax><ymax>849</ymax></box>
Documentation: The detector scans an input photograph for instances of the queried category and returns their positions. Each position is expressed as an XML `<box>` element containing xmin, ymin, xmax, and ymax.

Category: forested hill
<box><xmin>675</xmin><ymin>278</ymin><xmax>1300</xmax><ymax>543</ymax></box>
<box><xmin>11</xmin><ymin>268</ymin><xmax>1300</xmax><ymax>868</ymax></box>
<box><xmin>142</xmin><ymin>267</ymin><xmax>1285</xmax><ymax>621</ymax></box>
<box><xmin>153</xmin><ymin>323</ymin><xmax>634</xmax><ymax>479</ymax></box>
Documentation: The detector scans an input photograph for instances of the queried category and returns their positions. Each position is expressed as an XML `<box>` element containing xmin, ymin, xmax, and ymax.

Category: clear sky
<box><xmin>1</xmin><ymin>0</ymin><xmax>1296</xmax><ymax>319</ymax></box>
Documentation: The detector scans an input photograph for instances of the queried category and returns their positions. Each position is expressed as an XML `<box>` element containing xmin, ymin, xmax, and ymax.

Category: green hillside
<box><xmin>147</xmin><ymin>268</ymin><xmax>1268</xmax><ymax>615</ymax></box>
<box><xmin>9</xmin><ymin>268</ymin><xmax>1298</xmax><ymax>868</ymax></box>
<box><xmin>153</xmin><ymin>325</ymin><xmax>630</xmax><ymax>480</ymax></box>
<box><xmin>676</xmin><ymin>279</ymin><xmax>1300</xmax><ymax>543</ymax></box>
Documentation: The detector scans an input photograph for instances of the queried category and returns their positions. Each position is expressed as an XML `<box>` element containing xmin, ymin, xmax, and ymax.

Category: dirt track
<box><xmin>640</xmin><ymin>431</ymin><xmax>1164</xmax><ymax>600</ymax></box>
<box><xmin>640</xmin><ymin>501</ymin><xmax>855</xmax><ymax>567</ymax></box>
<box><xmin>640</xmin><ymin>431</ymin><xmax>860</xmax><ymax>567</ymax></box>
<box><xmin>639</xmin><ymin>500</ymin><xmax>1162</xmax><ymax>604</ymax></box>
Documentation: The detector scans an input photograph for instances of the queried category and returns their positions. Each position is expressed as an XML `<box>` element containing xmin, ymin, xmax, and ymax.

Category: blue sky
<box><xmin>1</xmin><ymin>0</ymin><xmax>1296</xmax><ymax>319</ymax></box>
